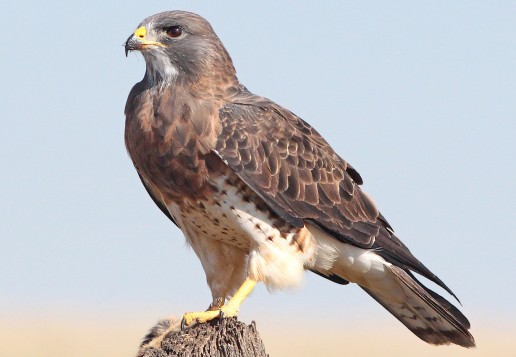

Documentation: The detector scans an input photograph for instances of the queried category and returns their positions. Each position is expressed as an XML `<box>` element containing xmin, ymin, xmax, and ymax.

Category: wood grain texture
<box><xmin>138</xmin><ymin>318</ymin><xmax>268</xmax><ymax>357</ymax></box>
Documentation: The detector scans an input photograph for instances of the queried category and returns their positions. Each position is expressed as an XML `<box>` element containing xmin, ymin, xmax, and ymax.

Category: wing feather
<box><xmin>137</xmin><ymin>172</ymin><xmax>178</xmax><ymax>227</ymax></box>
<box><xmin>214</xmin><ymin>90</ymin><xmax>457</xmax><ymax>298</ymax></box>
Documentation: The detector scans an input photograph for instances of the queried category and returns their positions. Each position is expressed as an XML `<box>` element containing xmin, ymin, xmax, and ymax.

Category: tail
<box><xmin>308</xmin><ymin>224</ymin><xmax>475</xmax><ymax>347</ymax></box>
<box><xmin>361</xmin><ymin>265</ymin><xmax>475</xmax><ymax>347</ymax></box>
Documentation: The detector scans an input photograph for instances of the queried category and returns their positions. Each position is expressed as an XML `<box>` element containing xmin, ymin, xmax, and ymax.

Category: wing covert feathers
<box><xmin>215</xmin><ymin>93</ymin><xmax>457</xmax><ymax>298</ymax></box>
<box><xmin>216</xmin><ymin>94</ymin><xmax>379</xmax><ymax>248</ymax></box>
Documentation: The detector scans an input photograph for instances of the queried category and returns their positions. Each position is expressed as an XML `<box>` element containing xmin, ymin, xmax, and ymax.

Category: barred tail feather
<box><xmin>361</xmin><ymin>265</ymin><xmax>475</xmax><ymax>347</ymax></box>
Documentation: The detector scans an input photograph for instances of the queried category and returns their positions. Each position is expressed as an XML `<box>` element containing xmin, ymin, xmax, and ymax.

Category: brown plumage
<box><xmin>124</xmin><ymin>10</ymin><xmax>475</xmax><ymax>347</ymax></box>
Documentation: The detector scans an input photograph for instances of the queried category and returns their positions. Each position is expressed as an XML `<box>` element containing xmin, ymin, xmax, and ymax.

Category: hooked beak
<box><xmin>124</xmin><ymin>26</ymin><xmax>166</xmax><ymax>57</ymax></box>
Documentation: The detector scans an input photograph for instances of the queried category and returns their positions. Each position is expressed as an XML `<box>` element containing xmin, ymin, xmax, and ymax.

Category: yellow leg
<box><xmin>181</xmin><ymin>278</ymin><xmax>257</xmax><ymax>328</ymax></box>
<box><xmin>220</xmin><ymin>278</ymin><xmax>257</xmax><ymax>318</ymax></box>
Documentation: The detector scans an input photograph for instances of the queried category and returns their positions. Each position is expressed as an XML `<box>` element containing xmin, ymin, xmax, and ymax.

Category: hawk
<box><xmin>124</xmin><ymin>10</ymin><xmax>475</xmax><ymax>347</ymax></box>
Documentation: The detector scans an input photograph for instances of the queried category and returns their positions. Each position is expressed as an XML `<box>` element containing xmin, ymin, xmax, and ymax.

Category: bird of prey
<box><xmin>124</xmin><ymin>10</ymin><xmax>475</xmax><ymax>347</ymax></box>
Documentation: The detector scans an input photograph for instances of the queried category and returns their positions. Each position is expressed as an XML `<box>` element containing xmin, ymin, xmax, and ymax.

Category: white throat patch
<box><xmin>144</xmin><ymin>49</ymin><xmax>178</xmax><ymax>86</ymax></box>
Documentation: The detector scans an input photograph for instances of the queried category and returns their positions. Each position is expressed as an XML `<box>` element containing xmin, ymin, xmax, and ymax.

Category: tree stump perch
<box><xmin>137</xmin><ymin>317</ymin><xmax>268</xmax><ymax>357</ymax></box>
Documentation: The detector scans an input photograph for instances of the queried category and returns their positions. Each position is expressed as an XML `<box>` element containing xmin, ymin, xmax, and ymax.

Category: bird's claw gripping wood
<box><xmin>181</xmin><ymin>278</ymin><xmax>257</xmax><ymax>329</ymax></box>
<box><xmin>181</xmin><ymin>310</ymin><xmax>221</xmax><ymax>329</ymax></box>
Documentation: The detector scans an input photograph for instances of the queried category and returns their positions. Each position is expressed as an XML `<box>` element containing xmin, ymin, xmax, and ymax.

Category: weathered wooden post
<box><xmin>137</xmin><ymin>317</ymin><xmax>268</xmax><ymax>357</ymax></box>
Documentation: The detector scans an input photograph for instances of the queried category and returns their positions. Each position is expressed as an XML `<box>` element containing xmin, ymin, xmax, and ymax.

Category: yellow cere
<box><xmin>134</xmin><ymin>26</ymin><xmax>147</xmax><ymax>39</ymax></box>
<box><xmin>133</xmin><ymin>26</ymin><xmax>166</xmax><ymax>48</ymax></box>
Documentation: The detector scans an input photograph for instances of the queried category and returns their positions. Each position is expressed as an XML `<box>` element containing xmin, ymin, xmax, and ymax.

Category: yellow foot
<box><xmin>180</xmin><ymin>304</ymin><xmax>241</xmax><ymax>329</ymax></box>
<box><xmin>219</xmin><ymin>302</ymin><xmax>240</xmax><ymax>319</ymax></box>
<box><xmin>181</xmin><ymin>278</ymin><xmax>257</xmax><ymax>329</ymax></box>
<box><xmin>181</xmin><ymin>310</ymin><xmax>220</xmax><ymax>329</ymax></box>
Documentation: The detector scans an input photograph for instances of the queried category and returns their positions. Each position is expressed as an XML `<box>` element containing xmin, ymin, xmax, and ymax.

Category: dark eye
<box><xmin>164</xmin><ymin>26</ymin><xmax>182</xmax><ymax>38</ymax></box>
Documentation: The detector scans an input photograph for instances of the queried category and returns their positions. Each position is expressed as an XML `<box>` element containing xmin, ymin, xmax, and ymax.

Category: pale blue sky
<box><xmin>1</xmin><ymin>0</ymin><xmax>514</xmax><ymax>342</ymax></box>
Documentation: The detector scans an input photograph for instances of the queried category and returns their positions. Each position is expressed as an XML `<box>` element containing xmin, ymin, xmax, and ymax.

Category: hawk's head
<box><xmin>125</xmin><ymin>11</ymin><xmax>236</xmax><ymax>86</ymax></box>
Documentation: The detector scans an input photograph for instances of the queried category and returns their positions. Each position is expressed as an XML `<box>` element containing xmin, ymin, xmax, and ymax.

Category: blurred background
<box><xmin>1</xmin><ymin>1</ymin><xmax>514</xmax><ymax>356</ymax></box>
